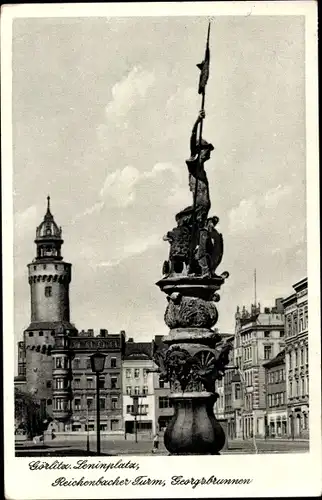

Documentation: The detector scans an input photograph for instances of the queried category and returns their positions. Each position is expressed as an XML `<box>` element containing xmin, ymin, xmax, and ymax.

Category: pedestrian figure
<box><xmin>152</xmin><ymin>433</ymin><xmax>159</xmax><ymax>453</ymax></box>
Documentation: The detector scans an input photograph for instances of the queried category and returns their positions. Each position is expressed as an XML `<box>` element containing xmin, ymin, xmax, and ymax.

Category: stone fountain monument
<box><xmin>153</xmin><ymin>23</ymin><xmax>233</xmax><ymax>455</ymax></box>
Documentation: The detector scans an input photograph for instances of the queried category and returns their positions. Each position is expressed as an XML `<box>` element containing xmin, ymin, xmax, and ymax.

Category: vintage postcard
<box><xmin>1</xmin><ymin>1</ymin><xmax>321</xmax><ymax>499</ymax></box>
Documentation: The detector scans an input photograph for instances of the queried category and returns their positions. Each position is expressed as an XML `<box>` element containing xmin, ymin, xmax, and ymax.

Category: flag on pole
<box><xmin>197</xmin><ymin>23</ymin><xmax>211</xmax><ymax>95</ymax></box>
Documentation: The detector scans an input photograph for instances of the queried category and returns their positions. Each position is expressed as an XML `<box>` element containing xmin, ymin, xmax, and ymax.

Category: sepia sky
<box><xmin>13</xmin><ymin>15</ymin><xmax>306</xmax><ymax>350</ymax></box>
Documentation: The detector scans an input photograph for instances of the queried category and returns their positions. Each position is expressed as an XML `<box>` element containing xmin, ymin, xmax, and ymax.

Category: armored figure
<box><xmin>184</xmin><ymin>109</ymin><xmax>214</xmax><ymax>223</ymax></box>
<box><xmin>195</xmin><ymin>216</ymin><xmax>224</xmax><ymax>277</ymax></box>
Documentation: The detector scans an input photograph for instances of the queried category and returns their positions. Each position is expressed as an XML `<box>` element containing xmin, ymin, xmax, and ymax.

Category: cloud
<box><xmin>98</xmin><ymin>233</ymin><xmax>161</xmax><ymax>268</ymax></box>
<box><xmin>105</xmin><ymin>66</ymin><xmax>155</xmax><ymax>119</ymax></box>
<box><xmin>100</xmin><ymin>165</ymin><xmax>140</xmax><ymax>208</ymax></box>
<box><xmin>80</xmin><ymin>162</ymin><xmax>180</xmax><ymax>218</ymax></box>
<box><xmin>14</xmin><ymin>205</ymin><xmax>38</xmax><ymax>233</ymax></box>
<box><xmin>228</xmin><ymin>184</ymin><xmax>293</xmax><ymax>235</ymax></box>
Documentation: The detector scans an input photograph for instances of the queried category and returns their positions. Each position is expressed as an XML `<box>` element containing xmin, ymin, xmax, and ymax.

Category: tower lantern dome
<box><xmin>34</xmin><ymin>196</ymin><xmax>64</xmax><ymax>260</ymax></box>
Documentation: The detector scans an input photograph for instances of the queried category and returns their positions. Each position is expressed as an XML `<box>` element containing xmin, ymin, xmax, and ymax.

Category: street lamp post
<box><xmin>90</xmin><ymin>351</ymin><xmax>106</xmax><ymax>455</ymax></box>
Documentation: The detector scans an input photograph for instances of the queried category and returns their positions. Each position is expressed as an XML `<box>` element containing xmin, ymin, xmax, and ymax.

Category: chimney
<box><xmin>264</xmin><ymin>307</ymin><xmax>270</xmax><ymax>314</ymax></box>
<box><xmin>275</xmin><ymin>298</ymin><xmax>284</xmax><ymax>313</ymax></box>
<box><xmin>100</xmin><ymin>329</ymin><xmax>108</xmax><ymax>337</ymax></box>
<box><xmin>88</xmin><ymin>329</ymin><xmax>94</xmax><ymax>337</ymax></box>
<box><xmin>128</xmin><ymin>338</ymin><xmax>134</xmax><ymax>342</ymax></box>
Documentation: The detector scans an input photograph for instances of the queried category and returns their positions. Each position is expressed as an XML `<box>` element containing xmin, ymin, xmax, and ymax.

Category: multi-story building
<box><xmin>214</xmin><ymin>334</ymin><xmax>235</xmax><ymax>438</ymax></box>
<box><xmin>263</xmin><ymin>349</ymin><xmax>287</xmax><ymax>437</ymax></box>
<box><xmin>154</xmin><ymin>336</ymin><xmax>173</xmax><ymax>432</ymax></box>
<box><xmin>122</xmin><ymin>340</ymin><xmax>157</xmax><ymax>436</ymax></box>
<box><xmin>233</xmin><ymin>299</ymin><xmax>285</xmax><ymax>438</ymax></box>
<box><xmin>15</xmin><ymin>198</ymin><xmax>125</xmax><ymax>434</ymax></box>
<box><xmin>68</xmin><ymin>328</ymin><xmax>125</xmax><ymax>433</ymax></box>
<box><xmin>283</xmin><ymin>277</ymin><xmax>309</xmax><ymax>439</ymax></box>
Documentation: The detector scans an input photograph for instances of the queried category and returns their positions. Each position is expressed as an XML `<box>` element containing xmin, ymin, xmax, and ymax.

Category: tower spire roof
<box><xmin>35</xmin><ymin>197</ymin><xmax>63</xmax><ymax>245</ymax></box>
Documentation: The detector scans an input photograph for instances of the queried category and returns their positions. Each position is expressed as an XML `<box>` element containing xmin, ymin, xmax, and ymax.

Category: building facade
<box><xmin>67</xmin><ymin>329</ymin><xmax>125</xmax><ymax>433</ymax></box>
<box><xmin>263</xmin><ymin>350</ymin><xmax>287</xmax><ymax>438</ymax></box>
<box><xmin>15</xmin><ymin>198</ymin><xmax>125</xmax><ymax>434</ymax></box>
<box><xmin>122</xmin><ymin>340</ymin><xmax>157</xmax><ymax>436</ymax></box>
<box><xmin>283</xmin><ymin>278</ymin><xmax>309</xmax><ymax>439</ymax></box>
<box><xmin>233</xmin><ymin>299</ymin><xmax>285</xmax><ymax>438</ymax></box>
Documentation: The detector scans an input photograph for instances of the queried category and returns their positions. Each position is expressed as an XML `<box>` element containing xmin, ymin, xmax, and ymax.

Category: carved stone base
<box><xmin>164</xmin><ymin>392</ymin><xmax>225</xmax><ymax>455</ymax></box>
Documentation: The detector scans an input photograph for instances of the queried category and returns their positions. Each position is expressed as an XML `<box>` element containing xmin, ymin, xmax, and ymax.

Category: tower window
<box><xmin>34</xmin><ymin>266</ymin><xmax>37</xmax><ymax>271</ymax></box>
<box><xmin>43</xmin><ymin>264</ymin><xmax>47</xmax><ymax>270</ymax></box>
<box><xmin>45</xmin><ymin>286</ymin><xmax>52</xmax><ymax>297</ymax></box>
<box><xmin>28</xmin><ymin>332</ymin><xmax>34</xmax><ymax>337</ymax></box>
<box><xmin>39</xmin><ymin>331</ymin><xmax>43</xmax><ymax>337</ymax></box>
<box><xmin>55</xmin><ymin>265</ymin><xmax>58</xmax><ymax>270</ymax></box>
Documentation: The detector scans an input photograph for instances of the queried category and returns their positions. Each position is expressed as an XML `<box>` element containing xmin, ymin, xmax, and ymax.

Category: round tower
<box><xmin>24</xmin><ymin>197</ymin><xmax>76</xmax><ymax>419</ymax></box>
<box><xmin>28</xmin><ymin>196</ymin><xmax>71</xmax><ymax>323</ymax></box>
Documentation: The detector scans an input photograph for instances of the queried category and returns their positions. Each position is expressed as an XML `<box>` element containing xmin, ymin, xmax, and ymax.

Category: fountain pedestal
<box><xmin>154</xmin><ymin>277</ymin><xmax>232</xmax><ymax>455</ymax></box>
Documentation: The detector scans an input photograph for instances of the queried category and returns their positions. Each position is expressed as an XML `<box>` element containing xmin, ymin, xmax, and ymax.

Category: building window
<box><xmin>264</xmin><ymin>345</ymin><xmax>272</xmax><ymax>360</ymax></box>
<box><xmin>301</xmin><ymin>378</ymin><xmax>305</xmax><ymax>396</ymax></box>
<box><xmin>54</xmin><ymin>398</ymin><xmax>67</xmax><ymax>411</ymax></box>
<box><xmin>264</xmin><ymin>331</ymin><xmax>270</xmax><ymax>338</ymax></box>
<box><xmin>279</xmin><ymin>330</ymin><xmax>284</xmax><ymax>337</ymax></box>
<box><xmin>87</xmin><ymin>398</ymin><xmax>93</xmax><ymax>409</ymax></box>
<box><xmin>86</xmin><ymin>359</ymin><xmax>91</xmax><ymax>369</ymax></box>
<box><xmin>55</xmin><ymin>357</ymin><xmax>62</xmax><ymax>369</ymax></box>
<box><xmin>159</xmin><ymin>379</ymin><xmax>165</xmax><ymax>389</ymax></box>
<box><xmin>235</xmin><ymin>383</ymin><xmax>241</xmax><ymax>399</ymax></box>
<box><xmin>300</xmin><ymin>348</ymin><xmax>304</xmax><ymax>366</ymax></box>
<box><xmin>127</xmin><ymin>405</ymin><xmax>133</xmax><ymax>414</ymax></box>
<box><xmin>288</xmin><ymin>352</ymin><xmax>292</xmax><ymax>369</ymax></box>
<box><xmin>73</xmin><ymin>358</ymin><xmax>80</xmax><ymax>369</ymax></box>
<box><xmin>134</xmin><ymin>369</ymin><xmax>140</xmax><ymax>378</ymax></box>
<box><xmin>46</xmin><ymin>381</ymin><xmax>52</xmax><ymax>388</ymax></box>
<box><xmin>296</xmin><ymin>380</ymin><xmax>299</xmax><ymax>397</ymax></box>
<box><xmin>47</xmin><ymin>399</ymin><xmax>52</xmax><ymax>406</ymax></box>
<box><xmin>126</xmin><ymin>386</ymin><xmax>131</xmax><ymax>395</ymax></box>
<box><xmin>39</xmin><ymin>331</ymin><xmax>44</xmax><ymax>337</ymax></box>
<box><xmin>126</xmin><ymin>369</ymin><xmax>131</xmax><ymax>378</ymax></box>
<box><xmin>159</xmin><ymin>396</ymin><xmax>172</xmax><ymax>409</ymax></box>
<box><xmin>28</xmin><ymin>332</ymin><xmax>34</xmax><ymax>337</ymax></box>
<box><xmin>74</xmin><ymin>398</ymin><xmax>81</xmax><ymax>411</ymax></box>
<box><xmin>143</xmin><ymin>369</ymin><xmax>148</xmax><ymax>379</ymax></box>
<box><xmin>142</xmin><ymin>385</ymin><xmax>148</xmax><ymax>395</ymax></box>
<box><xmin>55</xmin><ymin>378</ymin><xmax>66</xmax><ymax>390</ymax></box>
<box><xmin>134</xmin><ymin>386</ymin><xmax>140</xmax><ymax>395</ymax></box>
<box><xmin>45</xmin><ymin>286</ymin><xmax>52</xmax><ymax>297</ymax></box>
<box><xmin>99</xmin><ymin>377</ymin><xmax>105</xmax><ymax>389</ymax></box>
<box><xmin>111</xmin><ymin>377</ymin><xmax>118</xmax><ymax>389</ymax></box>
<box><xmin>99</xmin><ymin>398</ymin><xmax>105</xmax><ymax>410</ymax></box>
<box><xmin>268</xmin><ymin>394</ymin><xmax>272</xmax><ymax>407</ymax></box>
<box><xmin>111</xmin><ymin>357</ymin><xmax>117</xmax><ymax>368</ymax></box>
<box><xmin>87</xmin><ymin>378</ymin><xmax>94</xmax><ymax>389</ymax></box>
<box><xmin>111</xmin><ymin>397</ymin><xmax>118</xmax><ymax>409</ymax></box>
<box><xmin>289</xmin><ymin>381</ymin><xmax>293</xmax><ymax>397</ymax></box>
<box><xmin>73</xmin><ymin>378</ymin><xmax>80</xmax><ymax>389</ymax></box>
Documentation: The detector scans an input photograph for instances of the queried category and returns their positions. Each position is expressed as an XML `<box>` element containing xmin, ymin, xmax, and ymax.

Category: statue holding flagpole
<box><xmin>162</xmin><ymin>22</ymin><xmax>227</xmax><ymax>280</ymax></box>
<box><xmin>155</xmin><ymin>21</ymin><xmax>231</xmax><ymax>455</ymax></box>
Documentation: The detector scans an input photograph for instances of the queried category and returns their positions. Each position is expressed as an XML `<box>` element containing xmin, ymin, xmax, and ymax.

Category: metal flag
<box><xmin>197</xmin><ymin>22</ymin><xmax>211</xmax><ymax>95</ymax></box>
